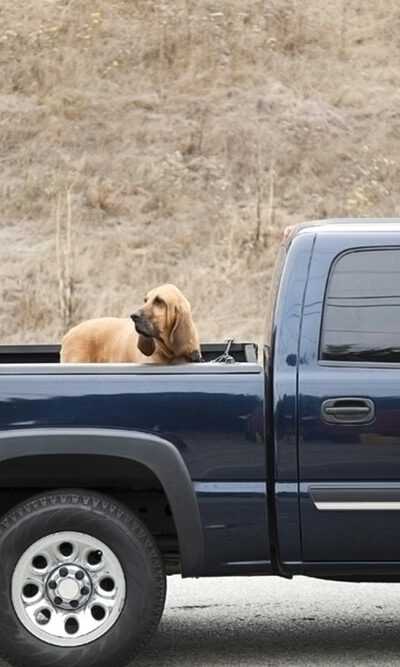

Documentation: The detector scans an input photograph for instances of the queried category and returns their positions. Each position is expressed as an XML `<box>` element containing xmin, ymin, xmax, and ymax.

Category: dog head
<box><xmin>131</xmin><ymin>284</ymin><xmax>202</xmax><ymax>361</ymax></box>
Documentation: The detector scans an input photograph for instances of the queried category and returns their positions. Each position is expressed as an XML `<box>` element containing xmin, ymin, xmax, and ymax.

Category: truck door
<box><xmin>298</xmin><ymin>230</ymin><xmax>400</xmax><ymax>563</ymax></box>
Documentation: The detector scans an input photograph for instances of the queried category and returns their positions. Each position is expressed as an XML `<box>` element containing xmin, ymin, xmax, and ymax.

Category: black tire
<box><xmin>0</xmin><ymin>489</ymin><xmax>166</xmax><ymax>667</ymax></box>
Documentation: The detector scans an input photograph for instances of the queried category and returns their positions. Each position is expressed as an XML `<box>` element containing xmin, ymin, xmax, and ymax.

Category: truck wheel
<box><xmin>0</xmin><ymin>489</ymin><xmax>166</xmax><ymax>667</ymax></box>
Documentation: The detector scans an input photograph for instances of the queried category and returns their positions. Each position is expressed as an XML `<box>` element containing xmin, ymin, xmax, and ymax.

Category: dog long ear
<box><xmin>170</xmin><ymin>307</ymin><xmax>197</xmax><ymax>358</ymax></box>
<box><xmin>137</xmin><ymin>335</ymin><xmax>156</xmax><ymax>357</ymax></box>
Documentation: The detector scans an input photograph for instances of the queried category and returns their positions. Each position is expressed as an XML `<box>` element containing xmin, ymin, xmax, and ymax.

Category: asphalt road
<box><xmin>134</xmin><ymin>575</ymin><xmax>400</xmax><ymax>667</ymax></box>
<box><xmin>2</xmin><ymin>575</ymin><xmax>399</xmax><ymax>666</ymax></box>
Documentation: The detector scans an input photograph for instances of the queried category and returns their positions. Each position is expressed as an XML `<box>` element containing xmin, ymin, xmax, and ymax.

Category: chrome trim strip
<box><xmin>194</xmin><ymin>482</ymin><xmax>266</xmax><ymax>495</ymax></box>
<box><xmin>315</xmin><ymin>501</ymin><xmax>400</xmax><ymax>511</ymax></box>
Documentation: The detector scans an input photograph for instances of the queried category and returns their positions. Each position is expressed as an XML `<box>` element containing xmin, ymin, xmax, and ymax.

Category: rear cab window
<box><xmin>320</xmin><ymin>248</ymin><xmax>400</xmax><ymax>363</ymax></box>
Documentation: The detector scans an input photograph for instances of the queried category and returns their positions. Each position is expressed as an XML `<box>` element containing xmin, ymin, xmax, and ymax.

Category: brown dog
<box><xmin>60</xmin><ymin>284</ymin><xmax>202</xmax><ymax>363</ymax></box>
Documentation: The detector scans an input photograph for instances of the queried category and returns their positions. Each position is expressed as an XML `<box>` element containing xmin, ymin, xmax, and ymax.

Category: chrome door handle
<box><xmin>321</xmin><ymin>398</ymin><xmax>375</xmax><ymax>424</ymax></box>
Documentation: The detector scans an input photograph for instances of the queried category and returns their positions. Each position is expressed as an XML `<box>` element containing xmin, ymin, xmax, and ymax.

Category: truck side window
<box><xmin>320</xmin><ymin>248</ymin><xmax>400</xmax><ymax>363</ymax></box>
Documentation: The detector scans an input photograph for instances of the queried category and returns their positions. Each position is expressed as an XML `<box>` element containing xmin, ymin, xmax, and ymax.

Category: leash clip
<box><xmin>211</xmin><ymin>338</ymin><xmax>235</xmax><ymax>364</ymax></box>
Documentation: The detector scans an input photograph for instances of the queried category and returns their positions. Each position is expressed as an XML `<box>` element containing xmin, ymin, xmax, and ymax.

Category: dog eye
<box><xmin>153</xmin><ymin>296</ymin><xmax>165</xmax><ymax>307</ymax></box>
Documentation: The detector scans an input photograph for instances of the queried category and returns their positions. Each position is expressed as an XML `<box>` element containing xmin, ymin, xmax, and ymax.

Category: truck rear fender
<box><xmin>0</xmin><ymin>428</ymin><xmax>203</xmax><ymax>577</ymax></box>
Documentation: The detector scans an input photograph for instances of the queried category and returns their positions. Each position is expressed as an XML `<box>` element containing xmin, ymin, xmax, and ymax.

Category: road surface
<box><xmin>134</xmin><ymin>574</ymin><xmax>400</xmax><ymax>666</ymax></box>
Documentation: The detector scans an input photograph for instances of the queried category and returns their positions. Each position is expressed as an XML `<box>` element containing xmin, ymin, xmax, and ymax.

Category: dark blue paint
<box><xmin>193</xmin><ymin>482</ymin><xmax>271</xmax><ymax>575</ymax></box>
<box><xmin>0</xmin><ymin>374</ymin><xmax>264</xmax><ymax>481</ymax></box>
<box><xmin>298</xmin><ymin>227</ymin><xmax>400</xmax><ymax>564</ymax></box>
<box><xmin>0</xmin><ymin>370</ymin><xmax>267</xmax><ymax>575</ymax></box>
<box><xmin>265</xmin><ymin>232</ymin><xmax>315</xmax><ymax>566</ymax></box>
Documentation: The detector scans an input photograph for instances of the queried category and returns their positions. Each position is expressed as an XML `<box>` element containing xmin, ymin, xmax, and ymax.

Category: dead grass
<box><xmin>0</xmin><ymin>0</ymin><xmax>400</xmax><ymax>345</ymax></box>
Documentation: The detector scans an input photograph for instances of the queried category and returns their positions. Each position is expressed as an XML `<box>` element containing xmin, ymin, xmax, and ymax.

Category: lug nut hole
<box><xmin>65</xmin><ymin>617</ymin><xmax>79</xmax><ymax>635</ymax></box>
<box><xmin>23</xmin><ymin>583</ymin><xmax>39</xmax><ymax>598</ymax></box>
<box><xmin>100</xmin><ymin>577</ymin><xmax>115</xmax><ymax>592</ymax></box>
<box><xmin>32</xmin><ymin>555</ymin><xmax>47</xmax><ymax>570</ymax></box>
<box><xmin>87</xmin><ymin>550</ymin><xmax>102</xmax><ymax>566</ymax></box>
<box><xmin>91</xmin><ymin>605</ymin><xmax>106</xmax><ymax>621</ymax></box>
<box><xmin>35</xmin><ymin>608</ymin><xmax>51</xmax><ymax>626</ymax></box>
<box><xmin>59</xmin><ymin>542</ymin><xmax>73</xmax><ymax>557</ymax></box>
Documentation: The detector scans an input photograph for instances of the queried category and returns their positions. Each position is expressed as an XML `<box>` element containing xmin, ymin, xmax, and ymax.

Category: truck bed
<box><xmin>0</xmin><ymin>341</ymin><xmax>259</xmax><ymax>367</ymax></box>
<box><xmin>0</xmin><ymin>338</ymin><xmax>267</xmax><ymax>578</ymax></box>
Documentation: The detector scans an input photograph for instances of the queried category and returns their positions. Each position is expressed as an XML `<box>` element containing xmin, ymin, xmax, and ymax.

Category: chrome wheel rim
<box><xmin>11</xmin><ymin>531</ymin><xmax>126</xmax><ymax>646</ymax></box>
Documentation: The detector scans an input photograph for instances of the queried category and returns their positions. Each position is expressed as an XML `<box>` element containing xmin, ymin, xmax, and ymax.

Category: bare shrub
<box><xmin>56</xmin><ymin>185</ymin><xmax>75</xmax><ymax>330</ymax></box>
<box><xmin>86</xmin><ymin>179</ymin><xmax>123</xmax><ymax>215</ymax></box>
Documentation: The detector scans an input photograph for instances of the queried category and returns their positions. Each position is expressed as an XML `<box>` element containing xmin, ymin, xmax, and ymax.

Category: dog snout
<box><xmin>131</xmin><ymin>310</ymin><xmax>156</xmax><ymax>338</ymax></box>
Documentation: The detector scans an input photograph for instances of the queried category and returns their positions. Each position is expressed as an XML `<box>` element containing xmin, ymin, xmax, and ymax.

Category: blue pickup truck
<box><xmin>0</xmin><ymin>218</ymin><xmax>399</xmax><ymax>666</ymax></box>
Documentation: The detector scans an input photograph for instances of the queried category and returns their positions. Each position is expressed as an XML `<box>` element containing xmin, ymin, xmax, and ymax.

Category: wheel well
<box><xmin>0</xmin><ymin>454</ymin><xmax>181</xmax><ymax>574</ymax></box>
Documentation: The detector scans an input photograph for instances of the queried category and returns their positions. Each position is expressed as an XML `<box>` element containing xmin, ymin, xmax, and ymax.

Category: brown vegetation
<box><xmin>0</xmin><ymin>0</ymin><xmax>399</xmax><ymax>345</ymax></box>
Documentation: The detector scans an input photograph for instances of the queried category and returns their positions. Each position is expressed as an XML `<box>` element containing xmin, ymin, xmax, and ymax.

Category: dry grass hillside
<box><xmin>1</xmin><ymin>0</ymin><xmax>400</xmax><ymax>346</ymax></box>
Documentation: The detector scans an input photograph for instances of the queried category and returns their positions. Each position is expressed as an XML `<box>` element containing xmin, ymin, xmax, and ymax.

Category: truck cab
<box><xmin>269</xmin><ymin>219</ymin><xmax>400</xmax><ymax>580</ymax></box>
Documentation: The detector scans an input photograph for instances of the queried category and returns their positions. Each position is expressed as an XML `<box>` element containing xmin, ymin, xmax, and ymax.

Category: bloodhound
<box><xmin>60</xmin><ymin>284</ymin><xmax>202</xmax><ymax>364</ymax></box>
